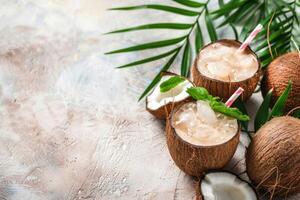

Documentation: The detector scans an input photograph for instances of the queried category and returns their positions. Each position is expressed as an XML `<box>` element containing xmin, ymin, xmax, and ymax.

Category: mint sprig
<box><xmin>160</xmin><ymin>76</ymin><xmax>185</xmax><ymax>93</ymax></box>
<box><xmin>186</xmin><ymin>87</ymin><xmax>250</xmax><ymax>121</ymax></box>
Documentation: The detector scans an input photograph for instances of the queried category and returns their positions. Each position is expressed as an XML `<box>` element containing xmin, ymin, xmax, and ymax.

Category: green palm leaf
<box><xmin>212</xmin><ymin>0</ymin><xmax>246</xmax><ymax>19</ymax></box>
<box><xmin>205</xmin><ymin>9</ymin><xmax>218</xmax><ymax>42</ymax></box>
<box><xmin>106</xmin><ymin>23</ymin><xmax>193</xmax><ymax>34</ymax></box>
<box><xmin>110</xmin><ymin>5</ymin><xmax>199</xmax><ymax>16</ymax></box>
<box><xmin>181</xmin><ymin>40</ymin><xmax>192</xmax><ymax>77</ymax></box>
<box><xmin>269</xmin><ymin>81</ymin><xmax>292</xmax><ymax>118</ymax></box>
<box><xmin>232</xmin><ymin>97</ymin><xmax>248</xmax><ymax>131</ymax></box>
<box><xmin>195</xmin><ymin>22</ymin><xmax>204</xmax><ymax>54</ymax></box>
<box><xmin>254</xmin><ymin>89</ymin><xmax>273</xmax><ymax>132</ymax></box>
<box><xmin>117</xmin><ymin>47</ymin><xmax>180</xmax><ymax>68</ymax></box>
<box><xmin>172</xmin><ymin>0</ymin><xmax>205</xmax><ymax>8</ymax></box>
<box><xmin>107</xmin><ymin>0</ymin><xmax>299</xmax><ymax>100</ymax></box>
<box><xmin>105</xmin><ymin>36</ymin><xmax>185</xmax><ymax>54</ymax></box>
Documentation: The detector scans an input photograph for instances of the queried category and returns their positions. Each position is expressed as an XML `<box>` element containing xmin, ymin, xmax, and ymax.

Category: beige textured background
<box><xmin>0</xmin><ymin>0</ymin><xmax>298</xmax><ymax>199</ymax></box>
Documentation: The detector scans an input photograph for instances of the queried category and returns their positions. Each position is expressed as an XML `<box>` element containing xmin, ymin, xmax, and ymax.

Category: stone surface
<box><xmin>0</xmin><ymin>1</ymin><xmax>298</xmax><ymax>200</ymax></box>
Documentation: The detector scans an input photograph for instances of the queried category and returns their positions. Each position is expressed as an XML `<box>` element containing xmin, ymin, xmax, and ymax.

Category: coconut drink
<box><xmin>192</xmin><ymin>39</ymin><xmax>261</xmax><ymax>102</ymax></box>
<box><xmin>166</xmin><ymin>87</ymin><xmax>249</xmax><ymax>177</ymax></box>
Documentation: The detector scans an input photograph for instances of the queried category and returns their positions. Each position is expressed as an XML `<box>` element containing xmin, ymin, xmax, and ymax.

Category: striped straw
<box><xmin>238</xmin><ymin>24</ymin><xmax>263</xmax><ymax>51</ymax></box>
<box><xmin>225</xmin><ymin>87</ymin><xmax>244</xmax><ymax>107</ymax></box>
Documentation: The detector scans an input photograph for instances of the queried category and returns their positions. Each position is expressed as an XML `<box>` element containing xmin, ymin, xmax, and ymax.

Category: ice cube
<box><xmin>206</xmin><ymin>61</ymin><xmax>231</xmax><ymax>80</ymax></box>
<box><xmin>175</xmin><ymin>109</ymin><xmax>196</xmax><ymax>125</ymax></box>
<box><xmin>234</xmin><ymin>69</ymin><xmax>254</xmax><ymax>81</ymax></box>
<box><xmin>196</xmin><ymin>100</ymin><xmax>217</xmax><ymax>125</ymax></box>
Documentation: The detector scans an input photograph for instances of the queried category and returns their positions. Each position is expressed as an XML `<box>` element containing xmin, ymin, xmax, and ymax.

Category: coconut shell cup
<box><xmin>166</xmin><ymin>102</ymin><xmax>240</xmax><ymax>177</ymax></box>
<box><xmin>246</xmin><ymin>116</ymin><xmax>300</xmax><ymax>197</ymax></box>
<box><xmin>191</xmin><ymin>39</ymin><xmax>261</xmax><ymax>102</ymax></box>
<box><xmin>146</xmin><ymin>72</ymin><xmax>194</xmax><ymax>119</ymax></box>
<box><xmin>261</xmin><ymin>52</ymin><xmax>300</xmax><ymax>111</ymax></box>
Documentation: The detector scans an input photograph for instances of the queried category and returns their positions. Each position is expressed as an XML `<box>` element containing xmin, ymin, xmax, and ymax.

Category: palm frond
<box><xmin>172</xmin><ymin>0</ymin><xmax>205</xmax><ymax>8</ymax></box>
<box><xmin>254</xmin><ymin>3</ymin><xmax>299</xmax><ymax>68</ymax></box>
<box><xmin>107</xmin><ymin>0</ymin><xmax>299</xmax><ymax>101</ymax></box>
<box><xmin>205</xmin><ymin>8</ymin><xmax>218</xmax><ymax>42</ymax></box>
<box><xmin>110</xmin><ymin>5</ymin><xmax>200</xmax><ymax>16</ymax></box>
<box><xmin>106</xmin><ymin>23</ymin><xmax>193</xmax><ymax>34</ymax></box>
<box><xmin>117</xmin><ymin>47</ymin><xmax>180</xmax><ymax>68</ymax></box>
<box><xmin>105</xmin><ymin>36</ymin><xmax>186</xmax><ymax>54</ymax></box>
<box><xmin>195</xmin><ymin>22</ymin><xmax>204</xmax><ymax>54</ymax></box>
<box><xmin>181</xmin><ymin>40</ymin><xmax>192</xmax><ymax>76</ymax></box>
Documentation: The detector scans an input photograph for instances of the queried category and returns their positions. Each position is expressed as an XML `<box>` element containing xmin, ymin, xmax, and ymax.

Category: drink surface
<box><xmin>197</xmin><ymin>43</ymin><xmax>258</xmax><ymax>82</ymax></box>
<box><xmin>172</xmin><ymin>101</ymin><xmax>238</xmax><ymax>146</ymax></box>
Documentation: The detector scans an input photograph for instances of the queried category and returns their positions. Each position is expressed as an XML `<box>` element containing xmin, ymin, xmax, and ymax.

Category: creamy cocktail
<box><xmin>197</xmin><ymin>42</ymin><xmax>258</xmax><ymax>82</ymax></box>
<box><xmin>192</xmin><ymin>39</ymin><xmax>260</xmax><ymax>101</ymax></box>
<box><xmin>172</xmin><ymin>100</ymin><xmax>238</xmax><ymax>146</ymax></box>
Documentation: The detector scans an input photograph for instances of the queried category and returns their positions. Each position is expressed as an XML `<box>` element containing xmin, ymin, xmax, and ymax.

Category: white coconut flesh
<box><xmin>147</xmin><ymin>75</ymin><xmax>193</xmax><ymax>110</ymax></box>
<box><xmin>201</xmin><ymin>172</ymin><xmax>257</xmax><ymax>200</ymax></box>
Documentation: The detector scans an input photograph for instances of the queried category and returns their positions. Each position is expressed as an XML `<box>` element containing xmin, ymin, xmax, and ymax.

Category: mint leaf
<box><xmin>187</xmin><ymin>87</ymin><xmax>250</xmax><ymax>121</ymax></box>
<box><xmin>210</xmin><ymin>101</ymin><xmax>250</xmax><ymax>121</ymax></box>
<box><xmin>160</xmin><ymin>76</ymin><xmax>185</xmax><ymax>93</ymax></box>
<box><xmin>186</xmin><ymin>87</ymin><xmax>211</xmax><ymax>100</ymax></box>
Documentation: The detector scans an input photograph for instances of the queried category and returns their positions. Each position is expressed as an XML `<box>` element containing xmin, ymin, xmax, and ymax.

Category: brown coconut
<box><xmin>261</xmin><ymin>52</ymin><xmax>300</xmax><ymax>111</ymax></box>
<box><xmin>192</xmin><ymin>39</ymin><xmax>261</xmax><ymax>102</ymax></box>
<box><xmin>166</xmin><ymin>102</ymin><xmax>240</xmax><ymax>177</ymax></box>
<box><xmin>146</xmin><ymin>72</ymin><xmax>193</xmax><ymax>119</ymax></box>
<box><xmin>246</xmin><ymin>116</ymin><xmax>300</xmax><ymax>197</ymax></box>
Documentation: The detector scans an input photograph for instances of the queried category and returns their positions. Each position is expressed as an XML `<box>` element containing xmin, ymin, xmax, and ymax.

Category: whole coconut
<box><xmin>261</xmin><ymin>52</ymin><xmax>300</xmax><ymax>111</ymax></box>
<box><xmin>246</xmin><ymin>116</ymin><xmax>300</xmax><ymax>197</ymax></box>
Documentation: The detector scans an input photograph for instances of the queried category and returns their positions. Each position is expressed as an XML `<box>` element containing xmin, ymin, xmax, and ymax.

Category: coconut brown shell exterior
<box><xmin>166</xmin><ymin>103</ymin><xmax>240</xmax><ymax>177</ymax></box>
<box><xmin>246</xmin><ymin>116</ymin><xmax>300</xmax><ymax>197</ymax></box>
<box><xmin>146</xmin><ymin>72</ymin><xmax>194</xmax><ymax>119</ymax></box>
<box><xmin>261</xmin><ymin>52</ymin><xmax>300</xmax><ymax>111</ymax></box>
<box><xmin>192</xmin><ymin>39</ymin><xmax>261</xmax><ymax>102</ymax></box>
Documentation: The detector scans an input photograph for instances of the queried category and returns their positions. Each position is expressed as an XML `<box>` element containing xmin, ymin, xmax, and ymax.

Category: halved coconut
<box><xmin>191</xmin><ymin>39</ymin><xmax>261</xmax><ymax>102</ymax></box>
<box><xmin>166</xmin><ymin>101</ymin><xmax>240</xmax><ymax>177</ymax></box>
<box><xmin>200</xmin><ymin>172</ymin><xmax>257</xmax><ymax>200</ymax></box>
<box><xmin>146</xmin><ymin>72</ymin><xmax>193</xmax><ymax>119</ymax></box>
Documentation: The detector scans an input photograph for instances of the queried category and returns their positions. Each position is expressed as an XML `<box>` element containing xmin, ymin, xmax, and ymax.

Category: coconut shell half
<box><xmin>166</xmin><ymin>102</ymin><xmax>240</xmax><ymax>177</ymax></box>
<box><xmin>192</xmin><ymin>39</ymin><xmax>261</xmax><ymax>102</ymax></box>
<box><xmin>261</xmin><ymin>52</ymin><xmax>300</xmax><ymax>111</ymax></box>
<box><xmin>146</xmin><ymin>72</ymin><xmax>193</xmax><ymax>119</ymax></box>
<box><xmin>246</xmin><ymin>116</ymin><xmax>300</xmax><ymax>197</ymax></box>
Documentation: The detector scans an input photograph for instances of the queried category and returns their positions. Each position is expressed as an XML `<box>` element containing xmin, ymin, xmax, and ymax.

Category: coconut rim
<box><xmin>146</xmin><ymin>71</ymin><xmax>194</xmax><ymax>112</ymax></box>
<box><xmin>193</xmin><ymin>39</ymin><xmax>261</xmax><ymax>84</ymax></box>
<box><xmin>169</xmin><ymin>101</ymin><xmax>241</xmax><ymax>149</ymax></box>
<box><xmin>199</xmin><ymin>170</ymin><xmax>259</xmax><ymax>200</ymax></box>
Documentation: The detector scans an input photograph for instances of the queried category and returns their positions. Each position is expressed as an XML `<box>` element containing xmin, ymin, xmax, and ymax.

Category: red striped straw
<box><xmin>238</xmin><ymin>24</ymin><xmax>263</xmax><ymax>51</ymax></box>
<box><xmin>225</xmin><ymin>87</ymin><xmax>244</xmax><ymax>107</ymax></box>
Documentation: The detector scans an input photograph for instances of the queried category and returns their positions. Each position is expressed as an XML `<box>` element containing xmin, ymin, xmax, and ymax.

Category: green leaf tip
<box><xmin>254</xmin><ymin>88</ymin><xmax>273</xmax><ymax>132</ymax></box>
<box><xmin>187</xmin><ymin>87</ymin><xmax>250</xmax><ymax>121</ymax></box>
<box><xmin>160</xmin><ymin>76</ymin><xmax>185</xmax><ymax>93</ymax></box>
<box><xmin>269</xmin><ymin>81</ymin><xmax>293</xmax><ymax>118</ymax></box>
